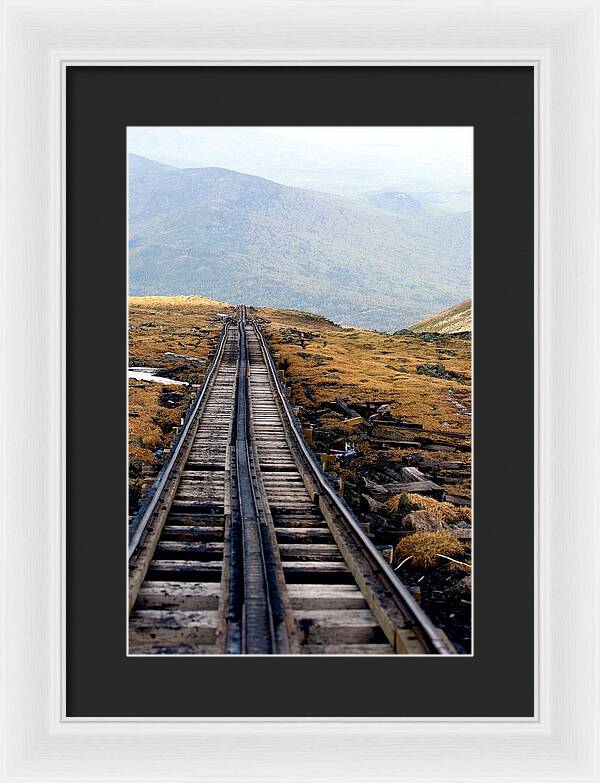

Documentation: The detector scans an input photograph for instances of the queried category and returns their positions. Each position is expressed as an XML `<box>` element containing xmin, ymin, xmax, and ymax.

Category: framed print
<box><xmin>126</xmin><ymin>124</ymin><xmax>474</xmax><ymax>660</ymax></box>
<box><xmin>67</xmin><ymin>65</ymin><xmax>532</xmax><ymax>718</ymax></box>
<box><xmin>2</xmin><ymin>1</ymin><xmax>599</xmax><ymax>781</ymax></box>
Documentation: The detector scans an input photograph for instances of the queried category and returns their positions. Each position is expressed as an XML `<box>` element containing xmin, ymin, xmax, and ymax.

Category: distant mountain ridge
<box><xmin>128</xmin><ymin>154</ymin><xmax>471</xmax><ymax>331</ymax></box>
<box><xmin>409</xmin><ymin>298</ymin><xmax>472</xmax><ymax>334</ymax></box>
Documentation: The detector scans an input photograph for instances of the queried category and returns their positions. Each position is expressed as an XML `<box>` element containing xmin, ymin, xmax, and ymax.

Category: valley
<box><xmin>128</xmin><ymin>155</ymin><xmax>471</xmax><ymax>331</ymax></box>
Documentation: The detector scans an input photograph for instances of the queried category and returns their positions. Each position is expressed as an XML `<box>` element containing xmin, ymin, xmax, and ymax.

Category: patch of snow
<box><xmin>129</xmin><ymin>371</ymin><xmax>188</xmax><ymax>386</ymax></box>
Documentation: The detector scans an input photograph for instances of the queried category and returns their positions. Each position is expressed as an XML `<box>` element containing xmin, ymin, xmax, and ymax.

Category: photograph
<box><xmin>127</xmin><ymin>126</ymin><xmax>473</xmax><ymax>656</ymax></box>
<box><xmin>8</xmin><ymin>0</ymin><xmax>595</xmax><ymax>772</ymax></box>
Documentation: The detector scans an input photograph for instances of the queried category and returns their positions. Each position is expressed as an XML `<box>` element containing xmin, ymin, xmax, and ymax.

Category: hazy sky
<box><xmin>128</xmin><ymin>126</ymin><xmax>473</xmax><ymax>201</ymax></box>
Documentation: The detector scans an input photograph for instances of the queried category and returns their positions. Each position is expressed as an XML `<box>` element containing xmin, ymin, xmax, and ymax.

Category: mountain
<box><xmin>128</xmin><ymin>155</ymin><xmax>471</xmax><ymax>331</ymax></box>
<box><xmin>129</xmin><ymin>154</ymin><xmax>176</xmax><ymax>177</ymax></box>
<box><xmin>409</xmin><ymin>298</ymin><xmax>472</xmax><ymax>334</ymax></box>
<box><xmin>128</xmin><ymin>128</ymin><xmax>473</xmax><ymax>198</ymax></box>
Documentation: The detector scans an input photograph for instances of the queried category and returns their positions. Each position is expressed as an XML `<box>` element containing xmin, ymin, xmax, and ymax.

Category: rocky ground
<box><xmin>253</xmin><ymin>305</ymin><xmax>472</xmax><ymax>653</ymax></box>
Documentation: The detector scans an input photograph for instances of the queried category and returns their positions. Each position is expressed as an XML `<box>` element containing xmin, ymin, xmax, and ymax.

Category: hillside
<box><xmin>128</xmin><ymin>295</ymin><xmax>472</xmax><ymax>651</ymax></box>
<box><xmin>128</xmin><ymin>155</ymin><xmax>471</xmax><ymax>331</ymax></box>
<box><xmin>409</xmin><ymin>298</ymin><xmax>471</xmax><ymax>334</ymax></box>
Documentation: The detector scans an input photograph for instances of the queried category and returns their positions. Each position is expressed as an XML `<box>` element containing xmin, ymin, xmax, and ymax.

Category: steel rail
<box><xmin>231</xmin><ymin>307</ymin><xmax>290</xmax><ymax>654</ymax></box>
<box><xmin>128</xmin><ymin>321</ymin><xmax>231</xmax><ymax>560</ymax></box>
<box><xmin>252</xmin><ymin>319</ymin><xmax>456</xmax><ymax>655</ymax></box>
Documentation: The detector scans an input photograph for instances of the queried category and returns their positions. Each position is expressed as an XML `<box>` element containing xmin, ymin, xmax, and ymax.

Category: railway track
<box><xmin>128</xmin><ymin>308</ymin><xmax>456</xmax><ymax>655</ymax></box>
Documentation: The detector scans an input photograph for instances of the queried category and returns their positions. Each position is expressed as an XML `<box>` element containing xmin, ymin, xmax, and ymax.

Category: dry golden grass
<box><xmin>387</xmin><ymin>493</ymin><xmax>472</xmax><ymax>523</ymax></box>
<box><xmin>255</xmin><ymin>305</ymin><xmax>471</xmax><ymax>434</ymax></box>
<box><xmin>128</xmin><ymin>380</ymin><xmax>186</xmax><ymax>465</ymax></box>
<box><xmin>128</xmin><ymin>296</ymin><xmax>236</xmax><ymax>504</ymax></box>
<box><xmin>129</xmin><ymin>295</ymin><xmax>235</xmax><ymax>367</ymax></box>
<box><xmin>253</xmin><ymin>304</ymin><xmax>471</xmax><ymax>494</ymax></box>
<box><xmin>394</xmin><ymin>531</ymin><xmax>466</xmax><ymax>569</ymax></box>
<box><xmin>129</xmin><ymin>299</ymin><xmax>471</xmax><ymax>448</ymax></box>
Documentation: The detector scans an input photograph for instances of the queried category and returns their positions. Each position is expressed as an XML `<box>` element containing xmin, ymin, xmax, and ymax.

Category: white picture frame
<box><xmin>2</xmin><ymin>0</ymin><xmax>598</xmax><ymax>780</ymax></box>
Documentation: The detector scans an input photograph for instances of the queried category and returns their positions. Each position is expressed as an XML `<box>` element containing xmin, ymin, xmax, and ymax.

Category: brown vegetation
<box><xmin>253</xmin><ymin>304</ymin><xmax>471</xmax><ymax>495</ymax></box>
<box><xmin>258</xmin><ymin>307</ymin><xmax>470</xmax><ymax>430</ymax></box>
<box><xmin>129</xmin><ymin>381</ymin><xmax>184</xmax><ymax>465</ymax></box>
<box><xmin>394</xmin><ymin>531</ymin><xmax>466</xmax><ymax>570</ymax></box>
<box><xmin>128</xmin><ymin>296</ymin><xmax>236</xmax><ymax>513</ymax></box>
<box><xmin>387</xmin><ymin>493</ymin><xmax>472</xmax><ymax>524</ymax></box>
<box><xmin>128</xmin><ymin>381</ymin><xmax>192</xmax><ymax>512</ymax></box>
<box><xmin>129</xmin><ymin>295</ymin><xmax>235</xmax><ymax>367</ymax></box>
